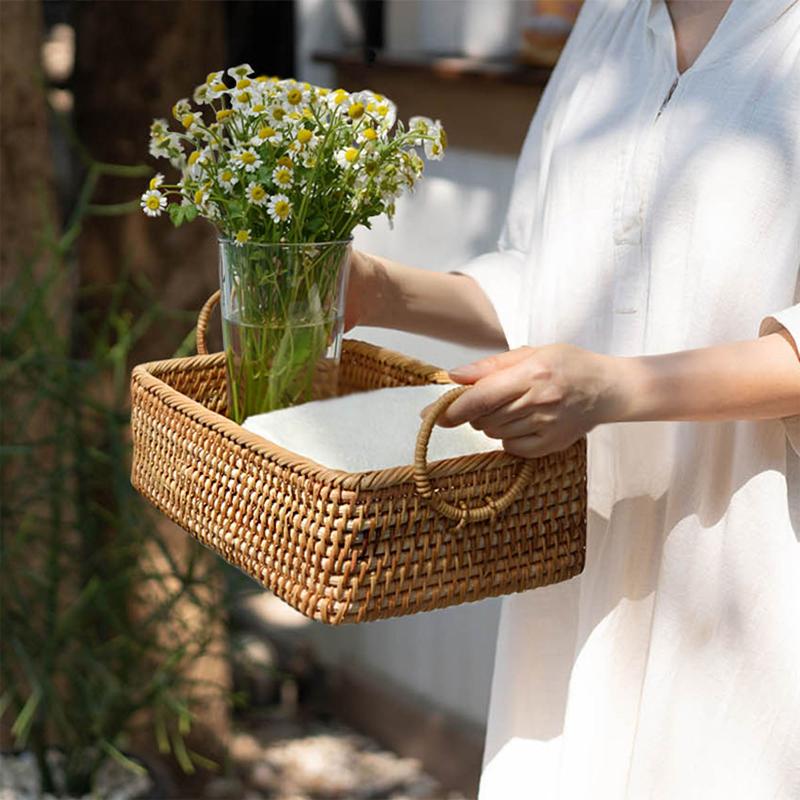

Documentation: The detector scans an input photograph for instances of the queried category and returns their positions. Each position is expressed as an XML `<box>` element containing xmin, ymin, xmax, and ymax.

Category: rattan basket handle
<box><xmin>414</xmin><ymin>386</ymin><xmax>535</xmax><ymax>526</ymax></box>
<box><xmin>196</xmin><ymin>290</ymin><xmax>221</xmax><ymax>355</ymax></box>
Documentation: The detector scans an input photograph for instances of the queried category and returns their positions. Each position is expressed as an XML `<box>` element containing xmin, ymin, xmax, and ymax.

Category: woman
<box><xmin>346</xmin><ymin>1</ymin><xmax>800</xmax><ymax>798</ymax></box>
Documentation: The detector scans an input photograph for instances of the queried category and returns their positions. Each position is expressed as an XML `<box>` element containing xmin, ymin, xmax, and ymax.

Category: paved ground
<box><xmin>204</xmin><ymin>710</ymin><xmax>471</xmax><ymax>800</ymax></box>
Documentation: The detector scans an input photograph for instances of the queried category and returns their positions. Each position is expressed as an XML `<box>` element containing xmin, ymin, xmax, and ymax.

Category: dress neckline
<box><xmin>648</xmin><ymin>0</ymin><xmax>739</xmax><ymax>77</ymax></box>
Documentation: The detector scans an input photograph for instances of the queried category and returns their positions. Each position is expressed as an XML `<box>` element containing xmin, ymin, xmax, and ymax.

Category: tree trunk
<box><xmin>0</xmin><ymin>0</ymin><xmax>57</xmax><ymax>292</ymax></box>
<box><xmin>72</xmin><ymin>1</ymin><xmax>231</xmax><ymax>786</ymax></box>
<box><xmin>0</xmin><ymin>0</ymin><xmax>60</xmax><ymax>752</ymax></box>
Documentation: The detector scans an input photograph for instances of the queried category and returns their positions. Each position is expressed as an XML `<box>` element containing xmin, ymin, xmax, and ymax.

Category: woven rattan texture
<box><xmin>131</xmin><ymin>340</ymin><xmax>587</xmax><ymax>624</ymax></box>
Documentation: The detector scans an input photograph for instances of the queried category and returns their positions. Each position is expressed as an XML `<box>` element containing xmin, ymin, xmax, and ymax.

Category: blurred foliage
<box><xmin>0</xmin><ymin>154</ymin><xmax>227</xmax><ymax>796</ymax></box>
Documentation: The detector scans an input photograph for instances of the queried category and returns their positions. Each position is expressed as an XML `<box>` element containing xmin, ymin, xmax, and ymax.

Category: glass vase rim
<box><xmin>218</xmin><ymin>236</ymin><xmax>354</xmax><ymax>249</ymax></box>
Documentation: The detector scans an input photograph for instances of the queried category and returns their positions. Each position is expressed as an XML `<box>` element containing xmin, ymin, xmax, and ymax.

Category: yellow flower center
<box><xmin>258</xmin><ymin>126</ymin><xmax>277</xmax><ymax>140</ymax></box>
<box><xmin>274</xmin><ymin>201</ymin><xmax>290</xmax><ymax>219</ymax></box>
<box><xmin>235</xmin><ymin>229</ymin><xmax>250</xmax><ymax>244</ymax></box>
<box><xmin>236</xmin><ymin>91</ymin><xmax>251</xmax><ymax>104</ymax></box>
<box><xmin>333</xmin><ymin>89</ymin><xmax>348</xmax><ymax>105</ymax></box>
<box><xmin>249</xmin><ymin>185</ymin><xmax>266</xmax><ymax>202</ymax></box>
<box><xmin>255</xmin><ymin>75</ymin><xmax>269</xmax><ymax>83</ymax></box>
<box><xmin>146</xmin><ymin>195</ymin><xmax>161</xmax><ymax>210</ymax></box>
<box><xmin>286</xmin><ymin>88</ymin><xmax>303</xmax><ymax>106</ymax></box>
<box><xmin>440</xmin><ymin>128</ymin><xmax>448</xmax><ymax>149</ymax></box>
<box><xmin>194</xmin><ymin>189</ymin><xmax>206</xmax><ymax>204</ymax></box>
<box><xmin>206</xmin><ymin>71</ymin><xmax>219</xmax><ymax>83</ymax></box>
<box><xmin>363</xmin><ymin>128</ymin><xmax>377</xmax><ymax>141</ymax></box>
<box><xmin>236</xmin><ymin>78</ymin><xmax>251</xmax><ymax>89</ymax></box>
<box><xmin>211</xmin><ymin>82</ymin><xmax>227</xmax><ymax>93</ymax></box>
<box><xmin>345</xmin><ymin>147</ymin><xmax>359</xmax><ymax>163</ymax></box>
<box><xmin>277</xmin><ymin>156</ymin><xmax>293</xmax><ymax>168</ymax></box>
<box><xmin>271</xmin><ymin>107</ymin><xmax>286</xmax><ymax>121</ymax></box>
<box><xmin>148</xmin><ymin>177</ymin><xmax>161</xmax><ymax>190</ymax></box>
<box><xmin>376</xmin><ymin>104</ymin><xmax>389</xmax><ymax>117</ymax></box>
<box><xmin>297</xmin><ymin>129</ymin><xmax>313</xmax><ymax>144</ymax></box>
<box><xmin>348</xmin><ymin>103</ymin><xmax>365</xmax><ymax>120</ymax></box>
<box><xmin>221</xmin><ymin>170</ymin><xmax>234</xmax><ymax>182</ymax></box>
<box><xmin>181</xmin><ymin>113</ymin><xmax>196</xmax><ymax>128</ymax></box>
<box><xmin>216</xmin><ymin>109</ymin><xmax>233</xmax><ymax>122</ymax></box>
<box><xmin>252</xmin><ymin>103</ymin><xmax>266</xmax><ymax>113</ymax></box>
<box><xmin>188</xmin><ymin>151</ymin><xmax>201</xmax><ymax>166</ymax></box>
<box><xmin>240</xmin><ymin>151</ymin><xmax>257</xmax><ymax>165</ymax></box>
<box><xmin>275</xmin><ymin>168</ymin><xmax>291</xmax><ymax>185</ymax></box>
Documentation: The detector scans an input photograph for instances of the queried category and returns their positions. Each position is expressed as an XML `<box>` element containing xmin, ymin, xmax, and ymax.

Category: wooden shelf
<box><xmin>314</xmin><ymin>48</ymin><xmax>553</xmax><ymax>87</ymax></box>
<box><xmin>312</xmin><ymin>49</ymin><xmax>552</xmax><ymax>156</ymax></box>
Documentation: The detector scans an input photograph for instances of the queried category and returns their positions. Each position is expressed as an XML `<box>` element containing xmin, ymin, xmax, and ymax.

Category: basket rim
<box><xmin>131</xmin><ymin>339</ymin><xmax>533</xmax><ymax>492</ymax></box>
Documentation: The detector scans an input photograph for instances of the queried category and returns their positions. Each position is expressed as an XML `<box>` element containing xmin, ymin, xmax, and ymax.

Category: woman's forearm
<box><xmin>612</xmin><ymin>330</ymin><xmax>800</xmax><ymax>423</ymax></box>
<box><xmin>353</xmin><ymin>251</ymin><xmax>507</xmax><ymax>349</ymax></box>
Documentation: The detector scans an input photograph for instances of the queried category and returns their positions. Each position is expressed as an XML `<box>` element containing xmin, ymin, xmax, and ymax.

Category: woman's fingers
<box><xmin>502</xmin><ymin>431</ymin><xmax>570</xmax><ymax>459</ymax></box>
<box><xmin>447</xmin><ymin>346</ymin><xmax>535</xmax><ymax>385</ymax></box>
<box><xmin>436</xmin><ymin>370</ymin><xmax>526</xmax><ymax>427</ymax></box>
<box><xmin>470</xmin><ymin>397</ymin><xmax>560</xmax><ymax>433</ymax></box>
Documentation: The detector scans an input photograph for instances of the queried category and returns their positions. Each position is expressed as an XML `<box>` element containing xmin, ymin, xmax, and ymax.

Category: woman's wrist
<box><xmin>597</xmin><ymin>333</ymin><xmax>800</xmax><ymax>425</ymax></box>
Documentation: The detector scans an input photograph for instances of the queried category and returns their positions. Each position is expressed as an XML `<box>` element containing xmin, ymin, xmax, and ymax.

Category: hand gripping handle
<box><xmin>413</xmin><ymin>386</ymin><xmax>535</xmax><ymax>526</ymax></box>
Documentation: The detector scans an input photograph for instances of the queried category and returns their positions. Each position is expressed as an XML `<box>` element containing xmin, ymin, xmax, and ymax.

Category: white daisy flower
<box><xmin>408</xmin><ymin>115</ymin><xmax>434</xmax><ymax>145</ymax></box>
<box><xmin>218</xmin><ymin>167</ymin><xmax>238</xmax><ymax>191</ymax></box>
<box><xmin>206</xmin><ymin>76</ymin><xmax>229</xmax><ymax>101</ymax></box>
<box><xmin>231</xmin><ymin>89</ymin><xmax>254</xmax><ymax>110</ymax></box>
<box><xmin>266</xmin><ymin>193</ymin><xmax>292</xmax><ymax>224</ymax></box>
<box><xmin>149</xmin><ymin>118</ymin><xmax>170</xmax><ymax>139</ymax></box>
<box><xmin>250</xmin><ymin>125</ymin><xmax>282</xmax><ymax>147</ymax></box>
<box><xmin>246</xmin><ymin>181</ymin><xmax>268</xmax><ymax>206</ymax></box>
<box><xmin>186</xmin><ymin>147</ymin><xmax>211</xmax><ymax>178</ymax></box>
<box><xmin>233</xmin><ymin>148</ymin><xmax>262</xmax><ymax>173</ymax></box>
<box><xmin>327</xmin><ymin>88</ymin><xmax>350</xmax><ymax>114</ymax></box>
<box><xmin>357</xmin><ymin>126</ymin><xmax>381</xmax><ymax>147</ymax></box>
<box><xmin>265</xmin><ymin>104</ymin><xmax>289</xmax><ymax>129</ymax></box>
<box><xmin>335</xmin><ymin>146</ymin><xmax>360</xmax><ymax>170</ymax></box>
<box><xmin>193</xmin><ymin>83</ymin><xmax>210</xmax><ymax>105</ymax></box>
<box><xmin>424</xmin><ymin>122</ymin><xmax>447</xmax><ymax>161</ymax></box>
<box><xmin>149</xmin><ymin>131</ymin><xmax>183</xmax><ymax>162</ymax></box>
<box><xmin>368</xmin><ymin>98</ymin><xmax>397</xmax><ymax>130</ymax></box>
<box><xmin>148</xmin><ymin>172</ymin><xmax>165</xmax><ymax>190</ymax></box>
<box><xmin>233</xmin><ymin>228</ymin><xmax>252</xmax><ymax>247</ymax></box>
<box><xmin>300</xmin><ymin>150</ymin><xmax>318</xmax><ymax>169</ymax></box>
<box><xmin>271</xmin><ymin>165</ymin><xmax>293</xmax><ymax>189</ymax></box>
<box><xmin>171</xmin><ymin>97</ymin><xmax>191</xmax><ymax>121</ymax></box>
<box><xmin>179</xmin><ymin>111</ymin><xmax>203</xmax><ymax>132</ymax></box>
<box><xmin>192</xmin><ymin>186</ymin><xmax>210</xmax><ymax>208</ymax></box>
<box><xmin>281</xmin><ymin>83</ymin><xmax>310</xmax><ymax>112</ymax></box>
<box><xmin>140</xmin><ymin>189</ymin><xmax>167</xmax><ymax>217</ymax></box>
<box><xmin>292</xmin><ymin>127</ymin><xmax>317</xmax><ymax>150</ymax></box>
<box><xmin>227</xmin><ymin>64</ymin><xmax>254</xmax><ymax>80</ymax></box>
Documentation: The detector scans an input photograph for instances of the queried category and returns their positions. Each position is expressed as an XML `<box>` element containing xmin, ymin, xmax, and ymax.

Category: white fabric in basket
<box><xmin>242</xmin><ymin>384</ymin><xmax>501</xmax><ymax>472</ymax></box>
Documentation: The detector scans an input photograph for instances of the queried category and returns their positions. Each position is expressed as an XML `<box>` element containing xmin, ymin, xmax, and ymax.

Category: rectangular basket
<box><xmin>130</xmin><ymin>337</ymin><xmax>586</xmax><ymax>624</ymax></box>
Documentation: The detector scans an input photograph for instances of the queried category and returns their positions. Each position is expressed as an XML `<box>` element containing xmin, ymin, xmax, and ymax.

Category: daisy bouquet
<box><xmin>141</xmin><ymin>64</ymin><xmax>447</xmax><ymax>421</ymax></box>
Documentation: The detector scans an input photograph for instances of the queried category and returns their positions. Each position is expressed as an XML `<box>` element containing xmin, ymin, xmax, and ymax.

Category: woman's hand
<box><xmin>431</xmin><ymin>345</ymin><xmax>623</xmax><ymax>458</ymax></box>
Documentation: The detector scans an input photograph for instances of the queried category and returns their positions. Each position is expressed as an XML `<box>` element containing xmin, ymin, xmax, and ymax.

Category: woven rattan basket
<box><xmin>130</xmin><ymin>292</ymin><xmax>587</xmax><ymax>624</ymax></box>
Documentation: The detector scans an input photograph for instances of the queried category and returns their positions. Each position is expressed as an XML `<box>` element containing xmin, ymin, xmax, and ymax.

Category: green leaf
<box><xmin>168</xmin><ymin>204</ymin><xmax>186</xmax><ymax>227</ymax></box>
<box><xmin>100</xmin><ymin>739</ymin><xmax>148</xmax><ymax>776</ymax></box>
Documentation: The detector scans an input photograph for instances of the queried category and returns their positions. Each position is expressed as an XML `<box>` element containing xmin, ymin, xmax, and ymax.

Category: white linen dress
<box><xmin>456</xmin><ymin>1</ymin><xmax>800</xmax><ymax>798</ymax></box>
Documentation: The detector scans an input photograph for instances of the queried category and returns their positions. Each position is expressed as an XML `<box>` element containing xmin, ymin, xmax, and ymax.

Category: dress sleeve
<box><xmin>759</xmin><ymin>304</ymin><xmax>800</xmax><ymax>456</ymax></box>
<box><xmin>448</xmin><ymin>1</ymin><xmax>608</xmax><ymax>351</ymax></box>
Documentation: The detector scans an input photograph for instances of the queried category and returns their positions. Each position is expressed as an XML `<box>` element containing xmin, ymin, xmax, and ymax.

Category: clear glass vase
<box><xmin>218</xmin><ymin>238</ymin><xmax>352</xmax><ymax>423</ymax></box>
